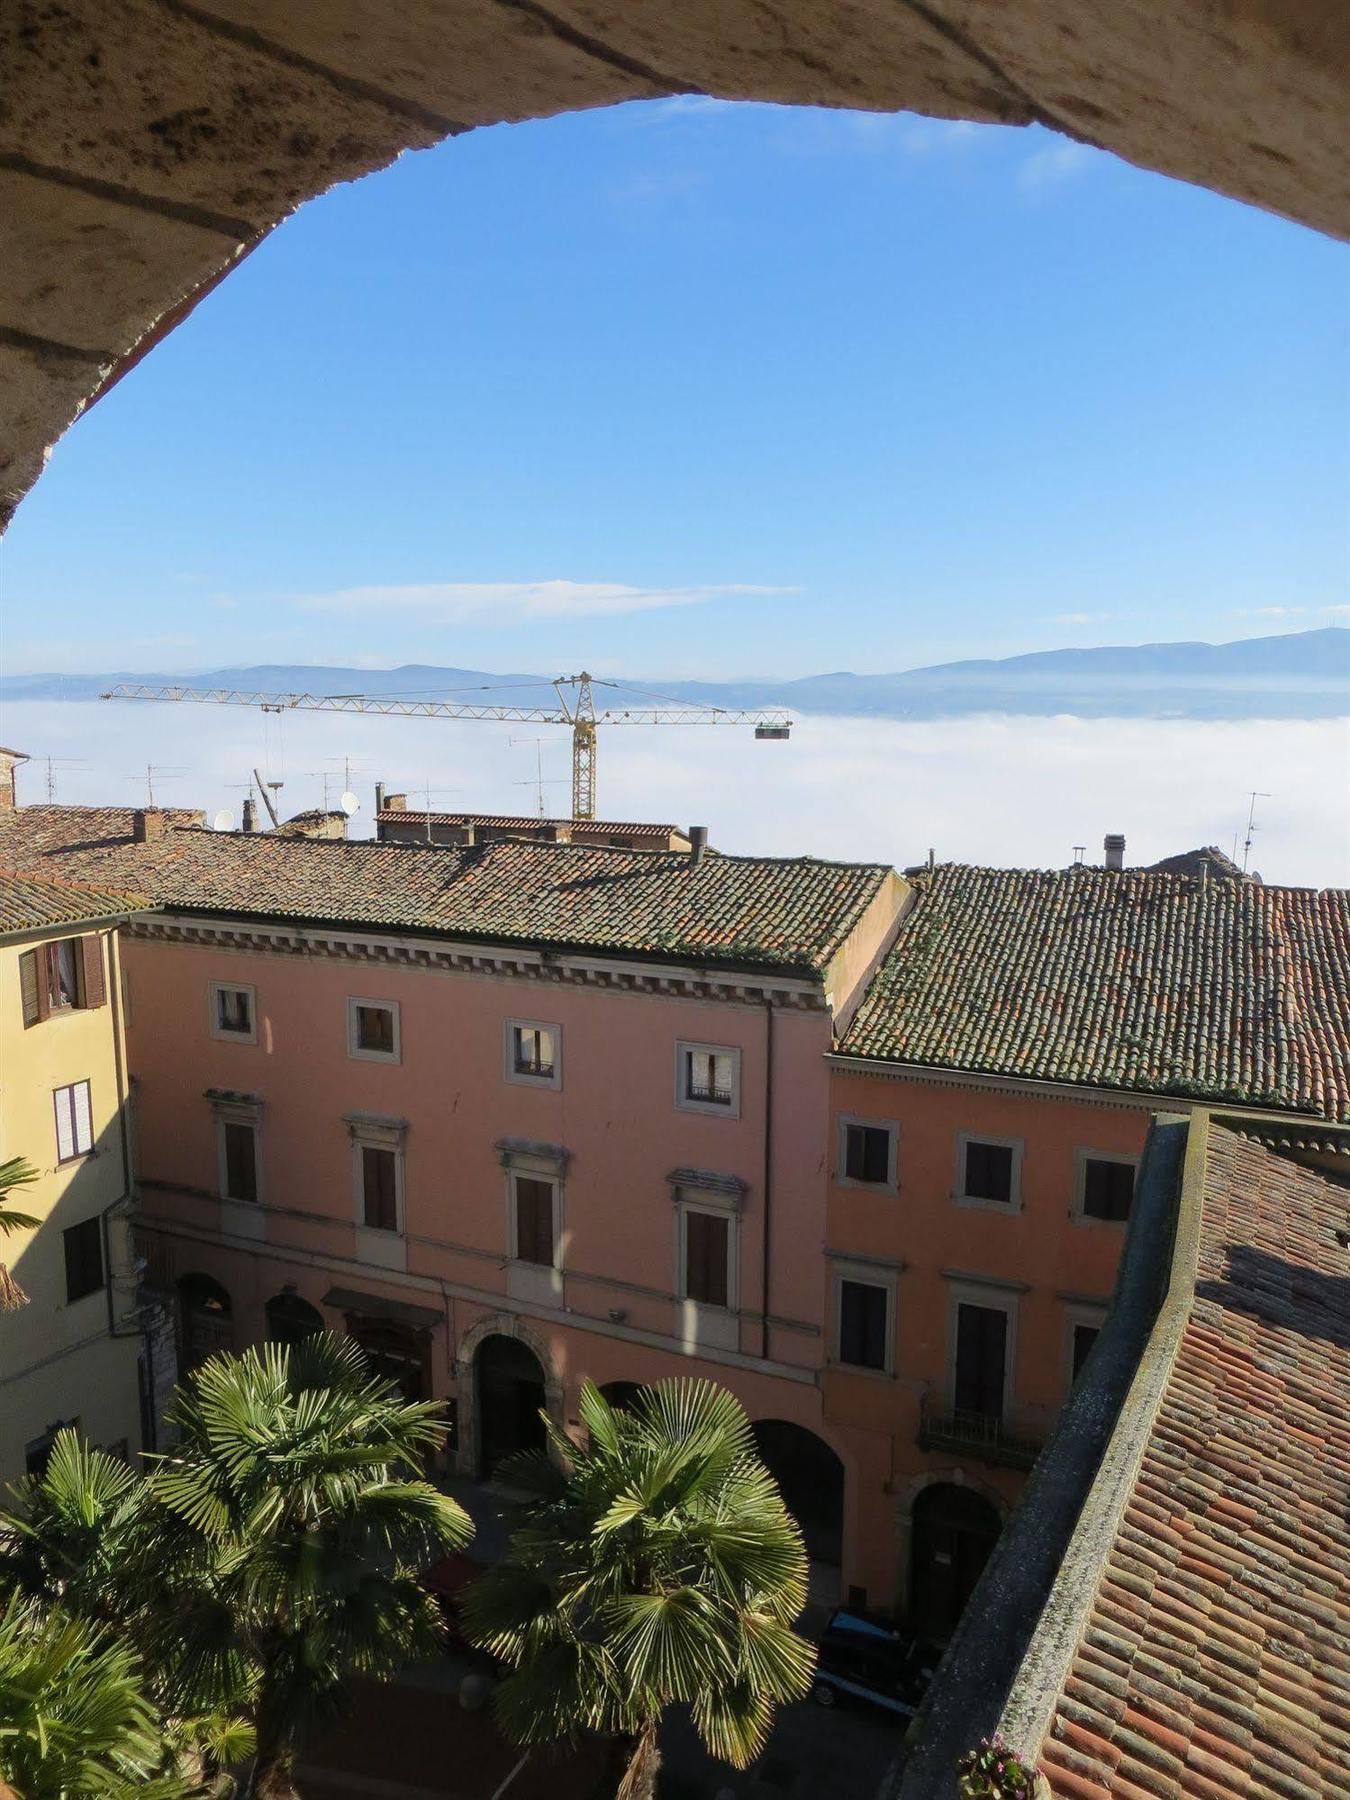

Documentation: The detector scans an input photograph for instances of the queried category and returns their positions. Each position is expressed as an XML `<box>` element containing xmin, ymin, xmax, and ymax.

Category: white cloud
<box><xmin>1047</xmin><ymin>611</ymin><xmax>1118</xmax><ymax>626</ymax></box>
<box><xmin>1019</xmin><ymin>137</ymin><xmax>1096</xmax><ymax>190</ymax></box>
<box><xmin>1232</xmin><ymin>605</ymin><xmax>1307</xmax><ymax>619</ymax></box>
<box><xmin>8</xmin><ymin>704</ymin><xmax>1347</xmax><ymax>889</ymax></box>
<box><xmin>296</xmin><ymin>580</ymin><xmax>795</xmax><ymax>624</ymax></box>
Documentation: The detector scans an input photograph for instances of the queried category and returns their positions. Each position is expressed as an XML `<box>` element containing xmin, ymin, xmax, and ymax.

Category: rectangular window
<box><xmin>1071</xmin><ymin>1322</ymin><xmax>1100</xmax><ymax>1383</ymax></box>
<box><xmin>961</xmin><ymin>1140</ymin><xmax>1015</xmax><ymax>1205</ymax></box>
<box><xmin>53</xmin><ymin>1080</ymin><xmax>94</xmax><ymax>1162</ymax></box>
<box><xmin>63</xmin><ymin>1216</ymin><xmax>103</xmax><ymax>1303</ymax></box>
<box><xmin>513</xmin><ymin>1176</ymin><xmax>556</xmax><ymax>1266</ymax></box>
<box><xmin>46</xmin><ymin>938</ymin><xmax>84</xmax><ymax>1011</ymax></box>
<box><xmin>361</xmin><ymin>1145</ymin><xmax>398</xmax><ymax>1232</ymax></box>
<box><xmin>215</xmin><ymin>984</ymin><xmax>253</xmax><ymax>1036</ymax></box>
<box><xmin>349</xmin><ymin>998</ymin><xmax>400</xmax><ymax>1062</ymax></box>
<box><xmin>685</xmin><ymin>1048</ymin><xmax>734</xmax><ymax>1105</ymax></box>
<box><xmin>838</xmin><ymin>1279</ymin><xmax>889</xmax><ymax>1370</ymax></box>
<box><xmin>844</xmin><ymin>1123</ymin><xmax>893</xmax><ymax>1185</ymax></box>
<box><xmin>954</xmin><ymin>1303</ymin><xmax>1008</xmax><ymax>1419</ymax></box>
<box><xmin>222</xmin><ymin>1120</ymin><xmax>259</xmax><ymax>1203</ymax></box>
<box><xmin>513</xmin><ymin>1025</ymin><xmax>555</xmax><ymax>1079</ymax></box>
<box><xmin>1082</xmin><ymin>1157</ymin><xmax>1134</xmax><ymax>1222</ymax></box>
<box><xmin>683</xmin><ymin>1209</ymin><xmax>730</xmax><ymax>1307</ymax></box>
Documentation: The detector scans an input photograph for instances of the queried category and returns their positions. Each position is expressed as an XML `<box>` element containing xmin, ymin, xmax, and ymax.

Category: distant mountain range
<box><xmin>4</xmin><ymin>629</ymin><xmax>1347</xmax><ymax>722</ymax></box>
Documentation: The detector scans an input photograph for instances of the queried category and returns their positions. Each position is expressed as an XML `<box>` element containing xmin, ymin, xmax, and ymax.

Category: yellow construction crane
<box><xmin>100</xmin><ymin>672</ymin><xmax>792</xmax><ymax>822</ymax></box>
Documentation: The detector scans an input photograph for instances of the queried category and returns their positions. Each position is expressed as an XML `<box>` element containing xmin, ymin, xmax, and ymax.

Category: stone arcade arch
<box><xmin>264</xmin><ymin>1291</ymin><xmax>325</xmax><ymax>1347</ymax></box>
<box><xmin>454</xmin><ymin>1313</ymin><xmax>564</xmax><ymax>1478</ymax></box>
<box><xmin>751</xmin><ymin>1419</ymin><xmax>846</xmax><ymax>1586</ymax></box>
<box><xmin>905</xmin><ymin>1478</ymin><xmax>1005</xmax><ymax>1641</ymax></box>
<box><xmin>176</xmin><ymin>1272</ymin><xmax>233</xmax><ymax>1373</ymax></box>
<box><xmin>4</xmin><ymin>5</ymin><xmax>1346</xmax><ymax>526</ymax></box>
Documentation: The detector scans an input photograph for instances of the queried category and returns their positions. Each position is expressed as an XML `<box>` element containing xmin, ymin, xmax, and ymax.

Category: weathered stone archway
<box><xmin>893</xmin><ymin>1467</ymin><xmax>1008</xmax><ymax>1620</ymax></box>
<box><xmin>4</xmin><ymin>0</ymin><xmax>1347</xmax><ymax>526</ymax></box>
<box><xmin>453</xmin><ymin>1310</ymin><xmax>565</xmax><ymax>1477</ymax></box>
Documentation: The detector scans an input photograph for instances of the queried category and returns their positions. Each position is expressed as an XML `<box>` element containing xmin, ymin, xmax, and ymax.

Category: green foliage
<box><xmin>1</xmin><ymin>1334</ymin><xmax>473</xmax><ymax>1798</ymax></box>
<box><xmin>0</xmin><ymin>1154</ymin><xmax>41</xmax><ymax>1310</ymax></box>
<box><xmin>462</xmin><ymin>1378</ymin><xmax>814</xmax><ymax>1792</ymax></box>
<box><xmin>957</xmin><ymin>1734</ymin><xmax>1041</xmax><ymax>1798</ymax></box>
<box><xmin>0</xmin><ymin>1592</ymin><xmax>208</xmax><ymax>1799</ymax></box>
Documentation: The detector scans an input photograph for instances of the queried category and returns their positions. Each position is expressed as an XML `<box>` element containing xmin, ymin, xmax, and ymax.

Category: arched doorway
<box><xmin>265</xmin><ymin>1291</ymin><xmax>324</xmax><ymax>1347</ymax></box>
<box><xmin>752</xmin><ymin>1420</ymin><xmax>845</xmax><ymax>1592</ymax></box>
<box><xmin>476</xmin><ymin>1334</ymin><xmax>547</xmax><ymax>1474</ymax></box>
<box><xmin>348</xmin><ymin>1319</ymin><xmax>429</xmax><ymax>1404</ymax></box>
<box><xmin>599</xmin><ymin>1380</ymin><xmax>643</xmax><ymax>1414</ymax></box>
<box><xmin>177</xmin><ymin>1273</ymin><xmax>233</xmax><ymax>1373</ymax></box>
<box><xmin>909</xmin><ymin>1483</ymin><xmax>1002</xmax><ymax>1640</ymax></box>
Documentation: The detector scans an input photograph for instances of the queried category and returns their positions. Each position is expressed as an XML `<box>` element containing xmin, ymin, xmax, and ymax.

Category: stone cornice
<box><xmin>127</xmin><ymin>915</ymin><xmax>828</xmax><ymax>1009</ymax></box>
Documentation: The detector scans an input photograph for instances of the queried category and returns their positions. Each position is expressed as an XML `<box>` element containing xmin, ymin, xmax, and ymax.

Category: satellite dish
<box><xmin>340</xmin><ymin>791</ymin><xmax>360</xmax><ymax>816</ymax></box>
<box><xmin>211</xmin><ymin>809</ymin><xmax>235</xmax><ymax>832</ymax></box>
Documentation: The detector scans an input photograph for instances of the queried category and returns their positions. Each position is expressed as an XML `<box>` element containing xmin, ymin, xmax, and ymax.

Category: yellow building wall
<box><xmin>0</xmin><ymin>926</ymin><xmax>143</xmax><ymax>1484</ymax></box>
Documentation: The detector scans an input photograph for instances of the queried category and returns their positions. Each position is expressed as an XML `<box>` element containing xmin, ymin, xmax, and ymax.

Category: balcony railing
<box><xmin>916</xmin><ymin>1395</ymin><xmax>1046</xmax><ymax>1471</ymax></box>
<box><xmin>687</xmin><ymin>1084</ymin><xmax>734</xmax><ymax>1106</ymax></box>
<box><xmin>514</xmin><ymin>1057</ymin><xmax>555</xmax><ymax>1079</ymax></box>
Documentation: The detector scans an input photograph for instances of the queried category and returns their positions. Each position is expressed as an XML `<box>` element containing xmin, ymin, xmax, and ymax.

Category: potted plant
<box><xmin>957</xmin><ymin>1734</ymin><xmax>1048</xmax><ymax>1799</ymax></box>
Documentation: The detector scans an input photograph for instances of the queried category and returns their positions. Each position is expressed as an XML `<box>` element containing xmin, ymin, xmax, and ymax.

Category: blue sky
<box><xmin>4</xmin><ymin>99</ymin><xmax>1347</xmax><ymax>678</ymax></box>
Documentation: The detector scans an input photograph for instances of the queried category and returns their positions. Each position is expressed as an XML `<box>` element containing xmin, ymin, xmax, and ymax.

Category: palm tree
<box><xmin>462</xmin><ymin>1378</ymin><xmax>816</xmax><ymax>1800</ymax></box>
<box><xmin>0</xmin><ymin>1592</ymin><xmax>206</xmax><ymax>1799</ymax></box>
<box><xmin>147</xmin><ymin>1332</ymin><xmax>473</xmax><ymax>1799</ymax></box>
<box><xmin>0</xmin><ymin>1429</ymin><xmax>253</xmax><ymax>1792</ymax></box>
<box><xmin>0</xmin><ymin>1155</ymin><xmax>41</xmax><ymax>1310</ymax></box>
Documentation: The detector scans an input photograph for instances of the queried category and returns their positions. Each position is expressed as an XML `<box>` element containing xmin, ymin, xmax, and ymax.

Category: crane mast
<box><xmin>101</xmin><ymin>672</ymin><xmax>791</xmax><ymax>822</ymax></box>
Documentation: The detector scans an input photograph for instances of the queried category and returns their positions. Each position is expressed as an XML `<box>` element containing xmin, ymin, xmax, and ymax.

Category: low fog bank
<box><xmin>3</xmin><ymin>704</ymin><xmax>1346</xmax><ymax>889</ymax></box>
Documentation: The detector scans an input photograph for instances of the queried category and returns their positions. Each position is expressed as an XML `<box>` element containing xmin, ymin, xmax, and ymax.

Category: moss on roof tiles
<box><xmin>841</xmin><ymin>863</ymin><xmax>1350</xmax><ymax>1122</ymax></box>
<box><xmin>0</xmin><ymin>869</ymin><xmax>151</xmax><ymax>933</ymax></box>
<box><xmin>0</xmin><ymin>809</ymin><xmax>891</xmax><ymax>978</ymax></box>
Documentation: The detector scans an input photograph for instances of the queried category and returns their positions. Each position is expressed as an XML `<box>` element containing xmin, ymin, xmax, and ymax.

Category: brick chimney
<box><xmin>1104</xmin><ymin>833</ymin><xmax>1126</xmax><ymax>873</ymax></box>
<box><xmin>132</xmin><ymin>808</ymin><xmax>167</xmax><ymax>843</ymax></box>
<box><xmin>384</xmin><ymin>792</ymin><xmax>407</xmax><ymax>811</ymax></box>
<box><xmin>0</xmin><ymin>747</ymin><xmax>29</xmax><ymax>812</ymax></box>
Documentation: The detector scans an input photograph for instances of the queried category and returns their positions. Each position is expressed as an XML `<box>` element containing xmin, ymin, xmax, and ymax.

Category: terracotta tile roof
<box><xmin>840</xmin><ymin>863</ymin><xmax>1350</xmax><ymax>1122</ymax></box>
<box><xmin>0</xmin><ymin>806</ymin><xmax>891</xmax><ymax>977</ymax></box>
<box><xmin>0</xmin><ymin>869</ymin><xmax>150</xmax><ymax>933</ymax></box>
<box><xmin>376</xmin><ymin>809</ymin><xmax>682</xmax><ymax>838</ymax></box>
<box><xmin>1143</xmin><ymin>845</ymin><xmax>1245</xmax><ymax>880</ymax></box>
<box><xmin>1038</xmin><ymin>1124</ymin><xmax>1350</xmax><ymax>1800</ymax></box>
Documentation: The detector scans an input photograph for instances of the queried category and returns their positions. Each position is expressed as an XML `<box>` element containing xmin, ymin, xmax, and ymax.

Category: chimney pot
<box><xmin>462</xmin><ymin>823</ymin><xmax>476</xmax><ymax>848</ymax></box>
<box><xmin>689</xmin><ymin>825</ymin><xmax>708</xmax><ymax>864</ymax></box>
<box><xmin>1104</xmin><ymin>833</ymin><xmax>1126</xmax><ymax>873</ymax></box>
<box><xmin>242</xmin><ymin>797</ymin><xmax>256</xmax><ymax>833</ymax></box>
<box><xmin>132</xmin><ymin>808</ymin><xmax>166</xmax><ymax>844</ymax></box>
<box><xmin>375</xmin><ymin>781</ymin><xmax>387</xmax><ymax>812</ymax></box>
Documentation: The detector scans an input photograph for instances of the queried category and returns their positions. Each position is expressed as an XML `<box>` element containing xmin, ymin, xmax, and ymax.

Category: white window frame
<box><xmin>216</xmin><ymin>1112</ymin><xmax>262</xmax><ymax>1206</ymax></box>
<box><xmin>210</xmin><ymin>980</ymin><xmax>257</xmax><ymax>1045</ymax></box>
<box><xmin>348</xmin><ymin>1114</ymin><xmax>408</xmax><ymax>1273</ymax></box>
<box><xmin>504</xmin><ymin>1018</ymin><xmax>563</xmax><ymax>1090</ymax></box>
<box><xmin>830</xmin><ymin>1255</ymin><xmax>898</xmax><ymax>1377</ymax></box>
<box><xmin>1062</xmin><ymin>1300</ymin><xmax>1108</xmax><ymax>1394</ymax></box>
<box><xmin>837</xmin><ymin>1113</ymin><xmax>899</xmax><ymax>1192</ymax></box>
<box><xmin>1072</xmin><ymin>1148</ymin><xmax>1139</xmax><ymax>1227</ymax></box>
<box><xmin>53</xmin><ymin>1079</ymin><xmax>94</xmax><ymax>1164</ymax></box>
<box><xmin>953</xmin><ymin>1130</ymin><xmax>1024</xmax><ymax>1213</ymax></box>
<box><xmin>674</xmin><ymin>1041</ymin><xmax>742</xmax><ymax>1119</ymax></box>
<box><xmin>945</xmin><ymin>1277</ymin><xmax>1020</xmax><ymax>1420</ymax></box>
<box><xmin>347</xmin><ymin>996</ymin><xmax>401</xmax><ymax>1064</ymax></box>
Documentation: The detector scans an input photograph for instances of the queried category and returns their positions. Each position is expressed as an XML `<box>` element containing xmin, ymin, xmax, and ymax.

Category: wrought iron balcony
<box><xmin>687</xmin><ymin>1083</ymin><xmax>734</xmax><ymax>1106</ymax></box>
<box><xmin>916</xmin><ymin>1395</ymin><xmax>1046</xmax><ymax>1471</ymax></box>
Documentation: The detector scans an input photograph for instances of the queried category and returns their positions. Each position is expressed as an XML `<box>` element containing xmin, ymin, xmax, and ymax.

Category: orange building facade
<box><xmin>821</xmin><ymin>1062</ymin><xmax>1149</xmax><ymax>1627</ymax></box>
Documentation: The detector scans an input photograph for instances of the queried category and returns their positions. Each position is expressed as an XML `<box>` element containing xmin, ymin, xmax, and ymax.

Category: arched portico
<box><xmin>4</xmin><ymin>4</ymin><xmax>1345</xmax><ymax>527</ymax></box>
<box><xmin>894</xmin><ymin>1470</ymin><xmax>1008</xmax><ymax>1635</ymax></box>
<box><xmin>752</xmin><ymin>1419</ymin><xmax>846</xmax><ymax>1601</ymax></box>
<box><xmin>176</xmin><ymin>1272</ymin><xmax>233</xmax><ymax>1373</ymax></box>
<box><xmin>453</xmin><ymin>1312</ymin><xmax>565</xmax><ymax>1478</ymax></box>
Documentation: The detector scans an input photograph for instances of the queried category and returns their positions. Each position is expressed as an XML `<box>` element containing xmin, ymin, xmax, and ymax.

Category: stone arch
<box><xmin>752</xmin><ymin>1419</ymin><xmax>846</xmax><ymax>1571</ymax></box>
<box><xmin>4</xmin><ymin>9</ymin><xmax>1345</xmax><ymax>526</ymax></box>
<box><xmin>176</xmin><ymin>1271</ymin><xmax>234</xmax><ymax>1373</ymax></box>
<box><xmin>264</xmin><ymin>1290</ymin><xmax>324</xmax><ymax>1346</ymax></box>
<box><xmin>453</xmin><ymin>1312</ymin><xmax>564</xmax><ymax>1478</ymax></box>
<box><xmin>896</xmin><ymin>1471</ymin><xmax>1007</xmax><ymax>1638</ymax></box>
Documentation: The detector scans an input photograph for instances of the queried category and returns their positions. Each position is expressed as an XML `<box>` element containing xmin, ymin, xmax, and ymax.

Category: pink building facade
<box><xmin>120</xmin><ymin>862</ymin><xmax>903</xmax><ymax>1592</ymax></box>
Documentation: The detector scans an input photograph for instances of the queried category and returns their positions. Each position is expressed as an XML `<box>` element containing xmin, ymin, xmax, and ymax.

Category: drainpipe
<box><xmin>761</xmin><ymin>998</ymin><xmax>775</xmax><ymax>1360</ymax></box>
<box><xmin>103</xmin><ymin>923</ymin><xmax>157</xmax><ymax>1452</ymax></box>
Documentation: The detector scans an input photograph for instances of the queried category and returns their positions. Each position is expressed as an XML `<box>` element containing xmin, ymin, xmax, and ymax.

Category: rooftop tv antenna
<box><xmin>510</xmin><ymin>736</ymin><xmax>565</xmax><ymax>817</ymax></box>
<box><xmin>126</xmin><ymin>764</ymin><xmax>186</xmax><ymax>807</ymax></box>
<box><xmin>1238</xmin><ymin>790</ymin><xmax>1270</xmax><ymax>875</ymax></box>
<box><xmin>39</xmin><ymin>756</ymin><xmax>88</xmax><ymax>802</ymax></box>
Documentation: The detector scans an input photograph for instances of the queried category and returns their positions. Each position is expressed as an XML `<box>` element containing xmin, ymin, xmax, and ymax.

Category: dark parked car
<box><xmin>810</xmin><ymin>1610</ymin><xmax>936</xmax><ymax>1717</ymax></box>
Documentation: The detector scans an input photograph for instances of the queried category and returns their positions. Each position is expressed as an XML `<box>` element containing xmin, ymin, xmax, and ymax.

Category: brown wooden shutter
<box><xmin>19</xmin><ymin>949</ymin><xmax>41</xmax><ymax>1027</ymax></box>
<box><xmin>80</xmin><ymin>935</ymin><xmax>106</xmax><ymax>1009</ymax></box>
